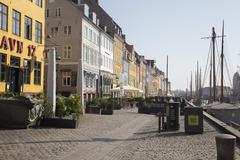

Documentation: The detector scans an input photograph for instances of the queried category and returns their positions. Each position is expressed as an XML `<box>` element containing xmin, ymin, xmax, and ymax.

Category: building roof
<box><xmin>81</xmin><ymin>0</ymin><xmax>124</xmax><ymax>39</ymax></box>
<box><xmin>125</xmin><ymin>42</ymin><xmax>134</xmax><ymax>53</ymax></box>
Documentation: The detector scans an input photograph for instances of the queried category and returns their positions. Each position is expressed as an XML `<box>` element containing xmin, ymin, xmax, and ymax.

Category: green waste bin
<box><xmin>184</xmin><ymin>106</ymin><xmax>203</xmax><ymax>134</ymax></box>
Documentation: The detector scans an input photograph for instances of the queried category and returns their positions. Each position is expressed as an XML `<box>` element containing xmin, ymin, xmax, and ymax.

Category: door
<box><xmin>9</xmin><ymin>67</ymin><xmax>20</xmax><ymax>93</ymax></box>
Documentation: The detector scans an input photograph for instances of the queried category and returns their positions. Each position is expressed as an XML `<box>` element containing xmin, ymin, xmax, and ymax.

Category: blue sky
<box><xmin>100</xmin><ymin>0</ymin><xmax>240</xmax><ymax>90</ymax></box>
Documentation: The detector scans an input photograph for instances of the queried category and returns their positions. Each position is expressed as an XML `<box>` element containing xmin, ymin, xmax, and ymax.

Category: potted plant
<box><xmin>96</xmin><ymin>98</ymin><xmax>113</xmax><ymax>115</ymax></box>
<box><xmin>41</xmin><ymin>94</ymin><xmax>83</xmax><ymax>128</ymax></box>
<box><xmin>85</xmin><ymin>99</ymin><xmax>101</xmax><ymax>114</ymax></box>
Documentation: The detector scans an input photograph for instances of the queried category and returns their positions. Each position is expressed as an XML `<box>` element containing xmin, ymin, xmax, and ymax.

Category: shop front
<box><xmin>0</xmin><ymin>35</ymin><xmax>44</xmax><ymax>94</ymax></box>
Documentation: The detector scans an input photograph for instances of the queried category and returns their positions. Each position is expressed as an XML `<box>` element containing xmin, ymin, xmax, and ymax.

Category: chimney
<box><xmin>95</xmin><ymin>0</ymin><xmax>99</xmax><ymax>4</ymax></box>
<box><xmin>122</xmin><ymin>34</ymin><xmax>126</xmax><ymax>40</ymax></box>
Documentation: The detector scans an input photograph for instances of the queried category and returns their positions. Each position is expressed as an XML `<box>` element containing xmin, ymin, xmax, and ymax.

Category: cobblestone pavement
<box><xmin>0</xmin><ymin>109</ymin><xmax>239</xmax><ymax>160</ymax></box>
<box><xmin>103</xmin><ymin>117</ymin><xmax>240</xmax><ymax>160</ymax></box>
<box><xmin>0</xmin><ymin>109</ymin><xmax>152</xmax><ymax>160</ymax></box>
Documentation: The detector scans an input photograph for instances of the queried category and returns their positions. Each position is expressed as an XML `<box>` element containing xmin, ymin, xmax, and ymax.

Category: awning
<box><xmin>110</xmin><ymin>85</ymin><xmax>140</xmax><ymax>92</ymax></box>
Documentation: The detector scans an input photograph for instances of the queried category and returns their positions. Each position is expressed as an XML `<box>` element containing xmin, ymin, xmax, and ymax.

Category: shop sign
<box><xmin>0</xmin><ymin>36</ymin><xmax>36</xmax><ymax>57</ymax></box>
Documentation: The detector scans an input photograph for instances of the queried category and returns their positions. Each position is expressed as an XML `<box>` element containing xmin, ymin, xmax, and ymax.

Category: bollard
<box><xmin>158</xmin><ymin>113</ymin><xmax>161</xmax><ymax>133</ymax></box>
<box><xmin>158</xmin><ymin>113</ymin><xmax>162</xmax><ymax>133</ymax></box>
<box><xmin>215</xmin><ymin>134</ymin><xmax>236</xmax><ymax>160</ymax></box>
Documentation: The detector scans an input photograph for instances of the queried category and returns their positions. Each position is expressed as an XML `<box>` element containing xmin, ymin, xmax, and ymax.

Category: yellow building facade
<box><xmin>0</xmin><ymin>0</ymin><xmax>45</xmax><ymax>94</ymax></box>
<box><xmin>138</xmin><ymin>57</ymin><xmax>146</xmax><ymax>96</ymax></box>
<box><xmin>128</xmin><ymin>49</ymin><xmax>137</xmax><ymax>88</ymax></box>
<box><xmin>125</xmin><ymin>44</ymin><xmax>138</xmax><ymax>97</ymax></box>
<box><xmin>113</xmin><ymin>34</ymin><xmax>124</xmax><ymax>88</ymax></box>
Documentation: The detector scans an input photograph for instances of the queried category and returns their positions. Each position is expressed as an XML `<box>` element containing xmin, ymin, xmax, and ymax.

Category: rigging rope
<box><xmin>202</xmin><ymin>41</ymin><xmax>212</xmax><ymax>87</ymax></box>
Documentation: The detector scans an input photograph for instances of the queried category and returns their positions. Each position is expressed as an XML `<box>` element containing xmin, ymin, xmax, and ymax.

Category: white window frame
<box><xmin>62</xmin><ymin>71</ymin><xmax>71</xmax><ymax>86</ymax></box>
<box><xmin>64</xmin><ymin>25</ymin><xmax>71</xmax><ymax>36</ymax></box>
<box><xmin>63</xmin><ymin>45</ymin><xmax>72</xmax><ymax>59</ymax></box>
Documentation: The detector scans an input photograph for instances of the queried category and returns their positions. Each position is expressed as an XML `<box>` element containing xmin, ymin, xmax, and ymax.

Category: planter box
<box><xmin>85</xmin><ymin>105</ymin><xmax>101</xmax><ymax>114</ymax></box>
<box><xmin>40</xmin><ymin>118</ymin><xmax>79</xmax><ymax>129</ymax></box>
<box><xmin>101</xmin><ymin>109</ymin><xmax>113</xmax><ymax>115</ymax></box>
<box><xmin>0</xmin><ymin>97</ymin><xmax>42</xmax><ymax>129</ymax></box>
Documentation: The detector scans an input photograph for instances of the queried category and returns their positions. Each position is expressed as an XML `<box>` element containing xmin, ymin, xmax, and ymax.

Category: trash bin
<box><xmin>166</xmin><ymin>101</ymin><xmax>180</xmax><ymax>131</ymax></box>
<box><xmin>184</xmin><ymin>106</ymin><xmax>203</xmax><ymax>134</ymax></box>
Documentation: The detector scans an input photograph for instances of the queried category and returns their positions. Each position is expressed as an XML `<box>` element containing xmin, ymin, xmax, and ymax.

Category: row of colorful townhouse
<box><xmin>0</xmin><ymin>0</ymin><xmax>171</xmax><ymax>103</ymax></box>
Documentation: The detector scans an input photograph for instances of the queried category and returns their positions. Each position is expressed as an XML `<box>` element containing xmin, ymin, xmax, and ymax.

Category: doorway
<box><xmin>9</xmin><ymin>67</ymin><xmax>20</xmax><ymax>93</ymax></box>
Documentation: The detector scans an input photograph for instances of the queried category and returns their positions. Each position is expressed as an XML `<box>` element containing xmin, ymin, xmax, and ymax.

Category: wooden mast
<box><xmin>190</xmin><ymin>71</ymin><xmax>192</xmax><ymax>99</ymax></box>
<box><xmin>199</xmin><ymin>68</ymin><xmax>202</xmax><ymax>99</ymax></box>
<box><xmin>210</xmin><ymin>49</ymin><xmax>212</xmax><ymax>101</ymax></box>
<box><xmin>220</xmin><ymin>21</ymin><xmax>225</xmax><ymax>103</ymax></box>
<box><xmin>166</xmin><ymin>55</ymin><xmax>168</xmax><ymax>96</ymax></box>
<box><xmin>212</xmin><ymin>27</ymin><xmax>217</xmax><ymax>101</ymax></box>
<box><xmin>197</xmin><ymin>61</ymin><xmax>199</xmax><ymax>99</ymax></box>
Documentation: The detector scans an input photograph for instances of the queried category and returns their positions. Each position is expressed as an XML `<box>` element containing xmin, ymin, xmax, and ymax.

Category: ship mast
<box><xmin>220</xmin><ymin>21</ymin><xmax>225</xmax><ymax>103</ymax></box>
<box><xmin>212</xmin><ymin>27</ymin><xmax>217</xmax><ymax>101</ymax></box>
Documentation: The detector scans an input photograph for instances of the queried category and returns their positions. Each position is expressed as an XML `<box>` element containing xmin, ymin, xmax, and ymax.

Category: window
<box><xmin>90</xmin><ymin>49</ymin><xmax>93</xmax><ymax>65</ymax></box>
<box><xmin>0</xmin><ymin>53</ymin><xmax>6</xmax><ymax>81</ymax></box>
<box><xmin>97</xmin><ymin>35</ymin><xmax>99</xmax><ymax>45</ymax></box>
<box><xmin>55</xmin><ymin>8</ymin><xmax>61</xmax><ymax>16</ymax></box>
<box><xmin>0</xmin><ymin>3</ymin><xmax>8</xmax><ymax>31</ymax></box>
<box><xmin>51</xmin><ymin>27</ymin><xmax>58</xmax><ymax>37</ymax></box>
<box><xmin>64</xmin><ymin>25</ymin><xmax>71</xmax><ymax>35</ymax></box>
<box><xmin>84</xmin><ymin>4</ymin><xmax>89</xmax><ymax>17</ymax></box>
<box><xmin>35</xmin><ymin>21</ymin><xmax>42</xmax><ymax>43</ymax></box>
<box><xmin>93</xmin><ymin>32</ymin><xmax>96</xmax><ymax>44</ymax></box>
<box><xmin>83</xmin><ymin>44</ymin><xmax>87</xmax><ymax>61</ymax></box>
<box><xmin>34</xmin><ymin>61</ymin><xmax>41</xmax><ymax>85</ymax></box>
<box><xmin>90</xmin><ymin>77</ymin><xmax>93</xmax><ymax>88</ymax></box>
<box><xmin>24</xmin><ymin>60</ymin><xmax>31</xmax><ymax>84</ymax></box>
<box><xmin>12</xmin><ymin>10</ymin><xmax>20</xmax><ymax>36</ymax></box>
<box><xmin>35</xmin><ymin>0</ymin><xmax>42</xmax><ymax>7</ymax></box>
<box><xmin>24</xmin><ymin>16</ymin><xmax>32</xmax><ymax>40</ymax></box>
<box><xmin>63</xmin><ymin>45</ymin><xmax>72</xmax><ymax>59</ymax></box>
<box><xmin>86</xmin><ymin>46</ymin><xmax>89</xmax><ymax>63</ymax></box>
<box><xmin>89</xmin><ymin>29</ymin><xmax>92</xmax><ymax>41</ymax></box>
<box><xmin>94</xmin><ymin>51</ymin><xmax>97</xmax><ymax>66</ymax></box>
<box><xmin>84</xmin><ymin>26</ymin><xmax>88</xmax><ymax>38</ymax></box>
<box><xmin>62</xmin><ymin>71</ymin><xmax>71</xmax><ymax>86</ymax></box>
<box><xmin>10</xmin><ymin>56</ymin><xmax>20</xmax><ymax>67</ymax></box>
<box><xmin>46</xmin><ymin>9</ymin><xmax>49</xmax><ymax>17</ymax></box>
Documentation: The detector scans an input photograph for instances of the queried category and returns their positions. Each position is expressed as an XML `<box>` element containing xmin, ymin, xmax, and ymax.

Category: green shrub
<box><xmin>66</xmin><ymin>94</ymin><xmax>83</xmax><ymax>118</ymax></box>
<box><xmin>96</xmin><ymin>98</ymin><xmax>108</xmax><ymax>109</ymax></box>
<box><xmin>56</xmin><ymin>96</ymin><xmax>67</xmax><ymax>118</ymax></box>
<box><xmin>56</xmin><ymin>94</ymin><xmax>83</xmax><ymax>119</ymax></box>
<box><xmin>0</xmin><ymin>91</ymin><xmax>15</xmax><ymax>98</ymax></box>
<box><xmin>41</xmin><ymin>95</ymin><xmax>54</xmax><ymax>118</ymax></box>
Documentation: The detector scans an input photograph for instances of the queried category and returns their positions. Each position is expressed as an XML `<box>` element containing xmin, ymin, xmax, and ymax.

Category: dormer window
<box><xmin>92</xmin><ymin>12</ymin><xmax>97</xmax><ymax>24</ymax></box>
<box><xmin>84</xmin><ymin>4</ymin><xmax>89</xmax><ymax>17</ymax></box>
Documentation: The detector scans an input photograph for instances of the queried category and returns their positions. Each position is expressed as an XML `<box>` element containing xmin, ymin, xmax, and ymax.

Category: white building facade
<box><xmin>99</xmin><ymin>29</ymin><xmax>114</xmax><ymax>97</ymax></box>
<box><xmin>82</xmin><ymin>11</ymin><xmax>100</xmax><ymax>101</ymax></box>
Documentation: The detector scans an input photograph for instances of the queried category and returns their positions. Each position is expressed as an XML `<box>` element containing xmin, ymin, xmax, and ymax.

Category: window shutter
<box><xmin>71</xmin><ymin>71</ymin><xmax>77</xmax><ymax>87</ymax></box>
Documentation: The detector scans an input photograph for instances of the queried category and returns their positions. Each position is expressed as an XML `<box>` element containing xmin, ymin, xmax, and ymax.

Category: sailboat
<box><xmin>204</xmin><ymin>22</ymin><xmax>240</xmax><ymax>126</ymax></box>
<box><xmin>201</xmin><ymin>21</ymin><xmax>229</xmax><ymax>105</ymax></box>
